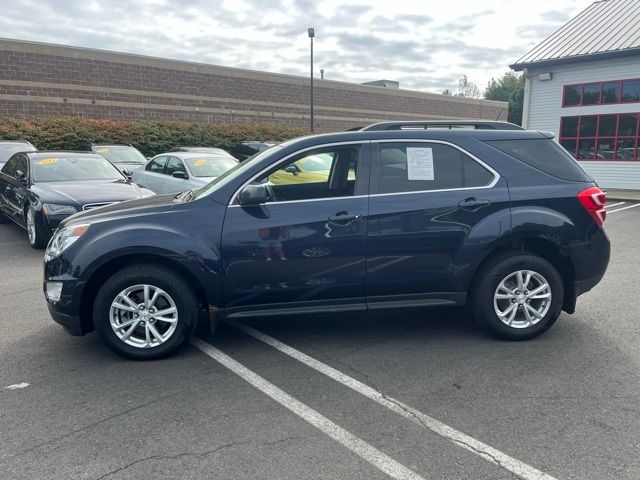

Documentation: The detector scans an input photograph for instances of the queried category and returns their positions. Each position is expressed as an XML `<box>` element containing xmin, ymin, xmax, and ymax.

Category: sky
<box><xmin>0</xmin><ymin>0</ymin><xmax>594</xmax><ymax>94</ymax></box>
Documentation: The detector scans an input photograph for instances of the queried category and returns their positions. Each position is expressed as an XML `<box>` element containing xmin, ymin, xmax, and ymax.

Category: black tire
<box><xmin>93</xmin><ymin>264</ymin><xmax>199</xmax><ymax>360</ymax></box>
<box><xmin>471</xmin><ymin>252</ymin><xmax>564</xmax><ymax>340</ymax></box>
<box><xmin>25</xmin><ymin>206</ymin><xmax>47</xmax><ymax>249</ymax></box>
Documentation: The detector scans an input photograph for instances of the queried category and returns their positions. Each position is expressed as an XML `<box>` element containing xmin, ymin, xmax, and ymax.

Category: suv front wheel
<box><xmin>472</xmin><ymin>253</ymin><xmax>564</xmax><ymax>340</ymax></box>
<box><xmin>93</xmin><ymin>264</ymin><xmax>199</xmax><ymax>359</ymax></box>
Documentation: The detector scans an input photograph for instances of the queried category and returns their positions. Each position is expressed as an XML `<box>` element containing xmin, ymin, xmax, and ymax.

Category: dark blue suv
<box><xmin>43</xmin><ymin>121</ymin><xmax>610</xmax><ymax>359</ymax></box>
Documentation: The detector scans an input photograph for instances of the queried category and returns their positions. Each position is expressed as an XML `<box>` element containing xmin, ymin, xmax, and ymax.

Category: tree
<box><xmin>484</xmin><ymin>72</ymin><xmax>525</xmax><ymax>125</ymax></box>
<box><xmin>442</xmin><ymin>89</ymin><xmax>453</xmax><ymax>95</ymax></box>
<box><xmin>457</xmin><ymin>75</ymin><xmax>480</xmax><ymax>98</ymax></box>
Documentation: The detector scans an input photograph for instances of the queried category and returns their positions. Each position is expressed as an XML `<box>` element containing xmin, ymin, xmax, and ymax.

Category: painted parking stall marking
<box><xmin>608</xmin><ymin>203</ymin><xmax>640</xmax><ymax>214</ymax></box>
<box><xmin>4</xmin><ymin>382</ymin><xmax>30</xmax><ymax>390</ymax></box>
<box><xmin>606</xmin><ymin>202</ymin><xmax>625</xmax><ymax>209</ymax></box>
<box><xmin>190</xmin><ymin>338</ymin><xmax>426</xmax><ymax>480</ymax></box>
<box><xmin>226</xmin><ymin>320</ymin><xmax>558</xmax><ymax>480</ymax></box>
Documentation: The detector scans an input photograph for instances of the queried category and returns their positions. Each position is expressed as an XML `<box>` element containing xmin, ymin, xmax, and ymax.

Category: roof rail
<box><xmin>357</xmin><ymin>120</ymin><xmax>524</xmax><ymax>131</ymax></box>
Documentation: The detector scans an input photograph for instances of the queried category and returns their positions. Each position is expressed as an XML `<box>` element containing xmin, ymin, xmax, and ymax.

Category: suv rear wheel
<box><xmin>93</xmin><ymin>264</ymin><xmax>199</xmax><ymax>359</ymax></box>
<box><xmin>472</xmin><ymin>252</ymin><xmax>563</xmax><ymax>340</ymax></box>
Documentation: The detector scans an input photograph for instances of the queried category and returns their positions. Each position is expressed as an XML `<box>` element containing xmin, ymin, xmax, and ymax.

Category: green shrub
<box><xmin>0</xmin><ymin>117</ymin><xmax>308</xmax><ymax>156</ymax></box>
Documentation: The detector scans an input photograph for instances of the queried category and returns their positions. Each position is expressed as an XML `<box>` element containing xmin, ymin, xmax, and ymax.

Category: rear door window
<box><xmin>484</xmin><ymin>138</ymin><xmax>592</xmax><ymax>182</ymax></box>
<box><xmin>374</xmin><ymin>142</ymin><xmax>495</xmax><ymax>194</ymax></box>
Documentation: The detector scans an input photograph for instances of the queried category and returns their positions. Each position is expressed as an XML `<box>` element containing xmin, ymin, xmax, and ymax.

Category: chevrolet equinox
<box><xmin>43</xmin><ymin>121</ymin><xmax>610</xmax><ymax>359</ymax></box>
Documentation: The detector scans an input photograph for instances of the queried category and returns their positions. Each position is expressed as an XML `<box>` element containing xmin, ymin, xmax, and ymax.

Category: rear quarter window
<box><xmin>484</xmin><ymin>138</ymin><xmax>592</xmax><ymax>182</ymax></box>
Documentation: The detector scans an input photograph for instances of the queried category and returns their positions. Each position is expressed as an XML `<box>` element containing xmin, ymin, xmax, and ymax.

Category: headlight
<box><xmin>42</xmin><ymin>203</ymin><xmax>78</xmax><ymax>215</ymax></box>
<box><xmin>44</xmin><ymin>223</ymin><xmax>90</xmax><ymax>261</ymax></box>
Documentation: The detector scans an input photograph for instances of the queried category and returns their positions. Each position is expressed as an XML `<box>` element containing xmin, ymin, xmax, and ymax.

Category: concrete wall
<box><xmin>524</xmin><ymin>56</ymin><xmax>640</xmax><ymax>190</ymax></box>
<box><xmin>0</xmin><ymin>38</ymin><xmax>507</xmax><ymax>132</ymax></box>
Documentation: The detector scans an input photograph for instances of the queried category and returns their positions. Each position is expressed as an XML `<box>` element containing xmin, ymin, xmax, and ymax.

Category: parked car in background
<box><xmin>0</xmin><ymin>140</ymin><xmax>37</xmax><ymax>170</ymax></box>
<box><xmin>265</xmin><ymin>152</ymin><xmax>356</xmax><ymax>185</ymax></box>
<box><xmin>0</xmin><ymin>151</ymin><xmax>154</xmax><ymax>248</ymax></box>
<box><xmin>131</xmin><ymin>152</ymin><xmax>238</xmax><ymax>194</ymax></box>
<box><xmin>231</xmin><ymin>140</ymin><xmax>277</xmax><ymax>160</ymax></box>
<box><xmin>43</xmin><ymin>121</ymin><xmax>610</xmax><ymax>359</ymax></box>
<box><xmin>169</xmin><ymin>146</ymin><xmax>237</xmax><ymax>159</ymax></box>
<box><xmin>91</xmin><ymin>144</ymin><xmax>148</xmax><ymax>175</ymax></box>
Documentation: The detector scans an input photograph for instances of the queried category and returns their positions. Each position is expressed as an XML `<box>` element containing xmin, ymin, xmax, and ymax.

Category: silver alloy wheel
<box><xmin>109</xmin><ymin>284</ymin><xmax>179</xmax><ymax>348</ymax></box>
<box><xmin>493</xmin><ymin>270</ymin><xmax>552</xmax><ymax>329</ymax></box>
<box><xmin>26</xmin><ymin>209</ymin><xmax>36</xmax><ymax>245</ymax></box>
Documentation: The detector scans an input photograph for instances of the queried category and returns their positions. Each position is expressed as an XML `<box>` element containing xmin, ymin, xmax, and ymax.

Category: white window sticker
<box><xmin>406</xmin><ymin>147</ymin><xmax>434</xmax><ymax>180</ymax></box>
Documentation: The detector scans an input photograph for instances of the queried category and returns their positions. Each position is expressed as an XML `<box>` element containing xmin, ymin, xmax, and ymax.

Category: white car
<box><xmin>132</xmin><ymin>152</ymin><xmax>238</xmax><ymax>194</ymax></box>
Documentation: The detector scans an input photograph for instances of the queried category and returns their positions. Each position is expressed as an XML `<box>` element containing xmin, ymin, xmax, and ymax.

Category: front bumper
<box><xmin>43</xmin><ymin>269</ymin><xmax>90</xmax><ymax>336</ymax></box>
<box><xmin>46</xmin><ymin>301</ymin><xmax>84</xmax><ymax>336</ymax></box>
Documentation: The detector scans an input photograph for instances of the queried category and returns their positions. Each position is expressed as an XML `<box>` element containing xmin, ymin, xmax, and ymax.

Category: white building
<box><xmin>511</xmin><ymin>0</ymin><xmax>640</xmax><ymax>190</ymax></box>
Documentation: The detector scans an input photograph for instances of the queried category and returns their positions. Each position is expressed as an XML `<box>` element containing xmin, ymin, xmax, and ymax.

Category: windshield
<box><xmin>93</xmin><ymin>146</ymin><xmax>147</xmax><ymax>165</ymax></box>
<box><xmin>194</xmin><ymin>146</ymin><xmax>281</xmax><ymax>199</ymax></box>
<box><xmin>0</xmin><ymin>143</ymin><xmax>35</xmax><ymax>162</ymax></box>
<box><xmin>185</xmin><ymin>155</ymin><xmax>238</xmax><ymax>178</ymax></box>
<box><xmin>32</xmin><ymin>155</ymin><xmax>125</xmax><ymax>182</ymax></box>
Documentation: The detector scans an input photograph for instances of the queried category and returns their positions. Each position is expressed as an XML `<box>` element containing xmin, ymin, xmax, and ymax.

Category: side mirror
<box><xmin>238</xmin><ymin>184</ymin><xmax>268</xmax><ymax>206</ymax></box>
<box><xmin>173</xmin><ymin>171</ymin><xmax>188</xmax><ymax>179</ymax></box>
<box><xmin>284</xmin><ymin>165</ymin><xmax>299</xmax><ymax>175</ymax></box>
<box><xmin>15</xmin><ymin>170</ymin><xmax>26</xmax><ymax>183</ymax></box>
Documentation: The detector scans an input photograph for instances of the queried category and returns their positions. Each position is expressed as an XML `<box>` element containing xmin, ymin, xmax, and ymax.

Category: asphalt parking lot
<box><xmin>1</xmin><ymin>201</ymin><xmax>639</xmax><ymax>480</ymax></box>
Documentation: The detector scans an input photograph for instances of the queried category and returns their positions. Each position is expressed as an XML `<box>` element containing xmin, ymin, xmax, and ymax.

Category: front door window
<box><xmin>252</xmin><ymin>145</ymin><xmax>362</xmax><ymax>202</ymax></box>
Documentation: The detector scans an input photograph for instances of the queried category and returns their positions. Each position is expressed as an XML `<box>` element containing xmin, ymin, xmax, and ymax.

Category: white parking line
<box><xmin>606</xmin><ymin>202</ymin><xmax>625</xmax><ymax>208</ymax></box>
<box><xmin>190</xmin><ymin>338</ymin><xmax>426</xmax><ymax>480</ymax></box>
<box><xmin>227</xmin><ymin>320</ymin><xmax>558</xmax><ymax>480</ymax></box>
<box><xmin>608</xmin><ymin>203</ymin><xmax>640</xmax><ymax>214</ymax></box>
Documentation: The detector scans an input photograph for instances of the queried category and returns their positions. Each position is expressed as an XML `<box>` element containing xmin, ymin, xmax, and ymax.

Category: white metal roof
<box><xmin>511</xmin><ymin>0</ymin><xmax>640</xmax><ymax>70</ymax></box>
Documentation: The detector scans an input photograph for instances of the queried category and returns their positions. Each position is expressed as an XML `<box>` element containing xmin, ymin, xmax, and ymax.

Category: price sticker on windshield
<box><xmin>39</xmin><ymin>158</ymin><xmax>58</xmax><ymax>166</ymax></box>
<box><xmin>194</xmin><ymin>159</ymin><xmax>207</xmax><ymax>167</ymax></box>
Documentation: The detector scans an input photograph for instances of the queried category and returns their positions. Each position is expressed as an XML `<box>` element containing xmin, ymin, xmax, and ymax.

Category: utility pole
<box><xmin>308</xmin><ymin>27</ymin><xmax>315</xmax><ymax>132</ymax></box>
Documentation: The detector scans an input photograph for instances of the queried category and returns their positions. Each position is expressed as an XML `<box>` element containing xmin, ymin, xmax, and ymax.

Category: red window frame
<box><xmin>559</xmin><ymin>113</ymin><xmax>640</xmax><ymax>161</ymax></box>
<box><xmin>562</xmin><ymin>77</ymin><xmax>640</xmax><ymax>107</ymax></box>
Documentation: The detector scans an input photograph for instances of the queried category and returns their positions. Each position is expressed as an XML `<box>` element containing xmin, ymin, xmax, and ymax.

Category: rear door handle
<box><xmin>328</xmin><ymin>212</ymin><xmax>362</xmax><ymax>223</ymax></box>
<box><xmin>458</xmin><ymin>197</ymin><xmax>491</xmax><ymax>210</ymax></box>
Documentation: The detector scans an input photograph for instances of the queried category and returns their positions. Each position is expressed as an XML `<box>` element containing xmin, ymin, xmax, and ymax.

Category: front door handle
<box><xmin>328</xmin><ymin>212</ymin><xmax>361</xmax><ymax>223</ymax></box>
<box><xmin>458</xmin><ymin>197</ymin><xmax>491</xmax><ymax>210</ymax></box>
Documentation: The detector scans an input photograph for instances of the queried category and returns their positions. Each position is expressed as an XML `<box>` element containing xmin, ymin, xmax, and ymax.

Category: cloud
<box><xmin>0</xmin><ymin>0</ymin><xmax>587</xmax><ymax>94</ymax></box>
<box><xmin>541</xmin><ymin>9</ymin><xmax>571</xmax><ymax>22</ymax></box>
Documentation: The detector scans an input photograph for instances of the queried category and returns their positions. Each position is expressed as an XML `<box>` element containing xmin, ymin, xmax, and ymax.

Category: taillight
<box><xmin>578</xmin><ymin>186</ymin><xmax>607</xmax><ymax>227</ymax></box>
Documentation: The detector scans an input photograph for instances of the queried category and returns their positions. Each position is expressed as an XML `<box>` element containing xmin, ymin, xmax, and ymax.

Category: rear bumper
<box><xmin>567</xmin><ymin>227</ymin><xmax>610</xmax><ymax>292</ymax></box>
<box><xmin>562</xmin><ymin>227</ymin><xmax>610</xmax><ymax>312</ymax></box>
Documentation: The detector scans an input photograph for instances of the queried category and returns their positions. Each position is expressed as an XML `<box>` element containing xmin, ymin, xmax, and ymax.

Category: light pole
<box><xmin>308</xmin><ymin>27</ymin><xmax>315</xmax><ymax>132</ymax></box>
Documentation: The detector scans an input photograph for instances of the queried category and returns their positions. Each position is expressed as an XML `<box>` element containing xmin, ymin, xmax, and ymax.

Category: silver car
<box><xmin>131</xmin><ymin>152</ymin><xmax>238</xmax><ymax>194</ymax></box>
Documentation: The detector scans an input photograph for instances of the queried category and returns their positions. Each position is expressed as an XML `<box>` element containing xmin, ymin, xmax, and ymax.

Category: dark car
<box><xmin>91</xmin><ymin>144</ymin><xmax>148</xmax><ymax>175</ymax></box>
<box><xmin>0</xmin><ymin>151</ymin><xmax>154</xmax><ymax>248</ymax></box>
<box><xmin>0</xmin><ymin>140</ymin><xmax>37</xmax><ymax>169</ymax></box>
<box><xmin>230</xmin><ymin>140</ymin><xmax>277</xmax><ymax>160</ymax></box>
<box><xmin>43</xmin><ymin>121</ymin><xmax>610</xmax><ymax>360</ymax></box>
